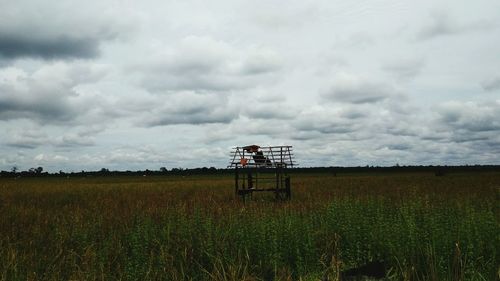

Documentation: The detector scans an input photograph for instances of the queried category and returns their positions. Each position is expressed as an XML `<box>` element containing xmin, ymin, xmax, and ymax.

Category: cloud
<box><xmin>0</xmin><ymin>34</ymin><xmax>106</xmax><ymax>60</ymax></box>
<box><xmin>57</xmin><ymin>134</ymin><xmax>96</xmax><ymax>148</ymax></box>
<box><xmin>321</xmin><ymin>73</ymin><xmax>399</xmax><ymax>104</ymax></box>
<box><xmin>232</xmin><ymin>117</ymin><xmax>291</xmax><ymax>137</ymax></box>
<box><xmin>292</xmin><ymin>106</ymin><xmax>361</xmax><ymax>135</ymax></box>
<box><xmin>135</xmin><ymin>36</ymin><xmax>282</xmax><ymax>93</ymax></box>
<box><xmin>383</xmin><ymin>58</ymin><xmax>425</xmax><ymax>80</ymax></box>
<box><xmin>385</xmin><ymin>143</ymin><xmax>412</xmax><ymax>151</ymax></box>
<box><xmin>0</xmin><ymin>0</ymin><xmax>127</xmax><ymax>60</ymax></box>
<box><xmin>239</xmin><ymin>49</ymin><xmax>282</xmax><ymax>75</ymax></box>
<box><xmin>5</xmin><ymin>129</ymin><xmax>49</xmax><ymax>149</ymax></box>
<box><xmin>0</xmin><ymin>63</ymin><xmax>106</xmax><ymax>123</ymax></box>
<box><xmin>410</xmin><ymin>99</ymin><xmax>500</xmax><ymax>164</ymax></box>
<box><xmin>285</xmin><ymin>92</ymin><xmax>423</xmax><ymax>156</ymax></box>
<box><xmin>142</xmin><ymin>92</ymin><xmax>238</xmax><ymax>126</ymax></box>
<box><xmin>338</xmin><ymin>107</ymin><xmax>369</xmax><ymax>119</ymax></box>
<box><xmin>247</xmin><ymin>2</ymin><xmax>321</xmax><ymax>30</ymax></box>
<box><xmin>481</xmin><ymin>76</ymin><xmax>500</xmax><ymax>91</ymax></box>
<box><xmin>3</xmin><ymin>124</ymin><xmax>104</xmax><ymax>149</ymax></box>
<box><xmin>436</xmin><ymin>100</ymin><xmax>500</xmax><ymax>133</ymax></box>
<box><xmin>34</xmin><ymin>153</ymin><xmax>69</xmax><ymax>164</ymax></box>
<box><xmin>242</xmin><ymin>102</ymin><xmax>297</xmax><ymax>120</ymax></box>
<box><xmin>417</xmin><ymin>12</ymin><xmax>493</xmax><ymax>40</ymax></box>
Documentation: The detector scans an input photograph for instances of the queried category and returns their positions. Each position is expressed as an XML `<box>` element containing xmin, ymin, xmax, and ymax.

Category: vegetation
<box><xmin>0</xmin><ymin>172</ymin><xmax>498</xmax><ymax>280</ymax></box>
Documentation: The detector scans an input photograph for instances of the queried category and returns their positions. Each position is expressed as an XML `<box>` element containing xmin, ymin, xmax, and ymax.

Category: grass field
<box><xmin>0</xmin><ymin>172</ymin><xmax>498</xmax><ymax>281</ymax></box>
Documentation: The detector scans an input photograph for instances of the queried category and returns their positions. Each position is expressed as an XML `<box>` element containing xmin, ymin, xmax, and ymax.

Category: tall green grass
<box><xmin>0</xmin><ymin>172</ymin><xmax>498</xmax><ymax>280</ymax></box>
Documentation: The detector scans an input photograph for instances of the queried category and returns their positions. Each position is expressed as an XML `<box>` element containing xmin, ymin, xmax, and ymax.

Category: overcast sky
<box><xmin>1</xmin><ymin>0</ymin><xmax>499</xmax><ymax>172</ymax></box>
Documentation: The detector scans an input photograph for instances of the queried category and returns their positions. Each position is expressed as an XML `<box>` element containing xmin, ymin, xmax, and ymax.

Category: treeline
<box><xmin>292</xmin><ymin>165</ymin><xmax>500</xmax><ymax>175</ymax></box>
<box><xmin>0</xmin><ymin>167</ymin><xmax>224</xmax><ymax>177</ymax></box>
<box><xmin>1</xmin><ymin>165</ymin><xmax>499</xmax><ymax>178</ymax></box>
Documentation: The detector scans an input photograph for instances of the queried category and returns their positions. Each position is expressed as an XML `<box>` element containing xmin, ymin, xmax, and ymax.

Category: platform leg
<box><xmin>247</xmin><ymin>172</ymin><xmax>253</xmax><ymax>189</ymax></box>
<box><xmin>234</xmin><ymin>167</ymin><xmax>239</xmax><ymax>196</ymax></box>
<box><xmin>285</xmin><ymin>176</ymin><xmax>291</xmax><ymax>200</ymax></box>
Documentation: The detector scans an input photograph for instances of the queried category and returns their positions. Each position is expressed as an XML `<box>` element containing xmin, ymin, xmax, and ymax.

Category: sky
<box><xmin>1</xmin><ymin>0</ymin><xmax>499</xmax><ymax>172</ymax></box>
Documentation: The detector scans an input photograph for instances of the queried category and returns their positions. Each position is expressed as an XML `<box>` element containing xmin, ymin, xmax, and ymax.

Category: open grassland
<box><xmin>0</xmin><ymin>172</ymin><xmax>498</xmax><ymax>281</ymax></box>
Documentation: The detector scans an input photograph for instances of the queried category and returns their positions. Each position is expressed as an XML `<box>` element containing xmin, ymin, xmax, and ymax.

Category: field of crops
<box><xmin>0</xmin><ymin>172</ymin><xmax>498</xmax><ymax>281</ymax></box>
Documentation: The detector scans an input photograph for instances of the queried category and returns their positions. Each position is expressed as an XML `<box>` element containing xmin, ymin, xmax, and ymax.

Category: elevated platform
<box><xmin>228</xmin><ymin>145</ymin><xmax>295</xmax><ymax>200</ymax></box>
<box><xmin>228</xmin><ymin>145</ymin><xmax>296</xmax><ymax>169</ymax></box>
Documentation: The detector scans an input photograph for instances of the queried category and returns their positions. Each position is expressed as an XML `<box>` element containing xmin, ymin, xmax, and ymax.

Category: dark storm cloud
<box><xmin>0</xmin><ymin>93</ymin><xmax>75</xmax><ymax>122</ymax></box>
<box><xmin>0</xmin><ymin>33</ymin><xmax>101</xmax><ymax>60</ymax></box>
<box><xmin>0</xmin><ymin>0</ymin><xmax>127</xmax><ymax>61</ymax></box>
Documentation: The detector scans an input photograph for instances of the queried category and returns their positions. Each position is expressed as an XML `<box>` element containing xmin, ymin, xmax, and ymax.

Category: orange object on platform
<box><xmin>240</xmin><ymin>158</ymin><xmax>248</xmax><ymax>166</ymax></box>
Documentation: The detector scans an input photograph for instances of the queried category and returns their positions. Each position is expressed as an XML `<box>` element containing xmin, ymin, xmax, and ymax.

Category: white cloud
<box><xmin>134</xmin><ymin>36</ymin><xmax>282</xmax><ymax>93</ymax></box>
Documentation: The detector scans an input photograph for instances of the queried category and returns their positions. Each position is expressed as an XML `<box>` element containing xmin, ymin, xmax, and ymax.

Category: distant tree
<box><xmin>35</xmin><ymin>167</ymin><xmax>43</xmax><ymax>174</ymax></box>
<box><xmin>171</xmin><ymin>167</ymin><xmax>184</xmax><ymax>174</ymax></box>
<box><xmin>160</xmin><ymin>167</ymin><xmax>167</xmax><ymax>172</ymax></box>
<box><xmin>11</xmin><ymin>166</ymin><xmax>17</xmax><ymax>173</ymax></box>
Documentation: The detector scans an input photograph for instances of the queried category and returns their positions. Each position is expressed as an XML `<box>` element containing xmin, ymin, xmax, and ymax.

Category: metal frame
<box><xmin>228</xmin><ymin>145</ymin><xmax>295</xmax><ymax>200</ymax></box>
